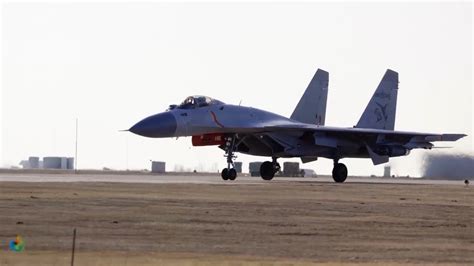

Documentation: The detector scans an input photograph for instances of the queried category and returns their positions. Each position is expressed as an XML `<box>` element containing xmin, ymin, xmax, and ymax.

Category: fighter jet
<box><xmin>129</xmin><ymin>69</ymin><xmax>466</xmax><ymax>182</ymax></box>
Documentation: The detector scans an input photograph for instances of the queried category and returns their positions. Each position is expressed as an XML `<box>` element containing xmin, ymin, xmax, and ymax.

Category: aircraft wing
<box><xmin>202</xmin><ymin>120</ymin><xmax>465</xmax><ymax>146</ymax></box>
<box><xmin>256</xmin><ymin>123</ymin><xmax>465</xmax><ymax>165</ymax></box>
<box><xmin>263</xmin><ymin>124</ymin><xmax>466</xmax><ymax>143</ymax></box>
<box><xmin>264</xmin><ymin>124</ymin><xmax>465</xmax><ymax>140</ymax></box>
<box><xmin>211</xmin><ymin>120</ymin><xmax>465</xmax><ymax>166</ymax></box>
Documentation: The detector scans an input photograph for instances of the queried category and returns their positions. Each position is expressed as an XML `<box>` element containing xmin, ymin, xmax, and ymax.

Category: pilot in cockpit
<box><xmin>179</xmin><ymin>96</ymin><xmax>196</xmax><ymax>109</ymax></box>
<box><xmin>176</xmin><ymin>96</ymin><xmax>223</xmax><ymax>110</ymax></box>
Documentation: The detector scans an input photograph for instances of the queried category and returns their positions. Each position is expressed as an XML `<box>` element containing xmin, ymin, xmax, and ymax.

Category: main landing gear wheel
<box><xmin>260</xmin><ymin>161</ymin><xmax>274</xmax><ymax>180</ymax></box>
<box><xmin>260</xmin><ymin>159</ymin><xmax>280</xmax><ymax>181</ymax></box>
<box><xmin>332</xmin><ymin>163</ymin><xmax>348</xmax><ymax>183</ymax></box>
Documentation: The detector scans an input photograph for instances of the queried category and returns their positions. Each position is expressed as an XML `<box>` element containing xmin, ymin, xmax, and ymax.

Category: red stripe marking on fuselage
<box><xmin>210</xmin><ymin>111</ymin><xmax>225</xmax><ymax>128</ymax></box>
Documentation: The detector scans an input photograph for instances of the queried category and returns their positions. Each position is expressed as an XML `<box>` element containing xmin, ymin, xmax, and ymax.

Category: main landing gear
<box><xmin>260</xmin><ymin>157</ymin><xmax>281</xmax><ymax>181</ymax></box>
<box><xmin>332</xmin><ymin>160</ymin><xmax>348</xmax><ymax>183</ymax></box>
<box><xmin>221</xmin><ymin>135</ymin><xmax>237</xmax><ymax>181</ymax></box>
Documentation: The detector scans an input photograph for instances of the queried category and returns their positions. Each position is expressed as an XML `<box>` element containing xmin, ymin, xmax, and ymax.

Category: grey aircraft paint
<box><xmin>356</xmin><ymin>69</ymin><xmax>398</xmax><ymax>130</ymax></box>
<box><xmin>290</xmin><ymin>69</ymin><xmax>329</xmax><ymax>125</ymax></box>
<box><xmin>129</xmin><ymin>69</ymin><xmax>466</xmax><ymax>182</ymax></box>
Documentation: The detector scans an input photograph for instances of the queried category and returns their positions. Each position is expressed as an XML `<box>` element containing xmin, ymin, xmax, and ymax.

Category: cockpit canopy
<box><xmin>172</xmin><ymin>95</ymin><xmax>224</xmax><ymax>110</ymax></box>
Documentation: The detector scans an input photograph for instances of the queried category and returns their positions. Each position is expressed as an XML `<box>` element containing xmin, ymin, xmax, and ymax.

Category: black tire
<box><xmin>332</xmin><ymin>163</ymin><xmax>348</xmax><ymax>183</ymax></box>
<box><xmin>260</xmin><ymin>161</ymin><xmax>275</xmax><ymax>180</ymax></box>
<box><xmin>228</xmin><ymin>168</ymin><xmax>237</xmax><ymax>180</ymax></box>
<box><xmin>221</xmin><ymin>168</ymin><xmax>229</xmax><ymax>180</ymax></box>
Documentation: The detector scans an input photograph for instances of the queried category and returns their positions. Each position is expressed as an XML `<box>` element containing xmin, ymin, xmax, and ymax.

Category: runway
<box><xmin>1</xmin><ymin>173</ymin><xmax>472</xmax><ymax>265</ymax></box>
<box><xmin>0</xmin><ymin>172</ymin><xmax>465</xmax><ymax>185</ymax></box>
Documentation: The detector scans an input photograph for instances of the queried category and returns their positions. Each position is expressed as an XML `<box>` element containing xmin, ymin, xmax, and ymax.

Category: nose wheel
<box><xmin>221</xmin><ymin>135</ymin><xmax>238</xmax><ymax>181</ymax></box>
<box><xmin>221</xmin><ymin>168</ymin><xmax>237</xmax><ymax>181</ymax></box>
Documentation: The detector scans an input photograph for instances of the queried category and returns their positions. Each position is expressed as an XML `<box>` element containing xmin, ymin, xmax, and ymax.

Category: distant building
<box><xmin>283</xmin><ymin>162</ymin><xmax>300</xmax><ymax>177</ymax></box>
<box><xmin>19</xmin><ymin>160</ymin><xmax>30</xmax><ymax>169</ymax></box>
<box><xmin>384</xmin><ymin>166</ymin><xmax>391</xmax><ymax>177</ymax></box>
<box><xmin>234</xmin><ymin>162</ymin><xmax>242</xmax><ymax>173</ymax></box>
<box><xmin>43</xmin><ymin>157</ymin><xmax>63</xmax><ymax>169</ymax></box>
<box><xmin>301</xmin><ymin>169</ymin><xmax>317</xmax><ymax>177</ymax></box>
<box><xmin>151</xmin><ymin>161</ymin><xmax>166</xmax><ymax>173</ymax></box>
<box><xmin>67</xmin><ymin>158</ymin><xmax>74</xmax><ymax>170</ymax></box>
<box><xmin>249</xmin><ymin>162</ymin><xmax>263</xmax><ymax>177</ymax></box>
<box><xmin>20</xmin><ymin>156</ymin><xmax>74</xmax><ymax>170</ymax></box>
<box><xmin>28</xmin><ymin>157</ymin><xmax>40</xmax><ymax>169</ymax></box>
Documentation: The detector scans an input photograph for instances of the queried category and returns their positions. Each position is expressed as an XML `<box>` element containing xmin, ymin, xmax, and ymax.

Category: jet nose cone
<box><xmin>130</xmin><ymin>112</ymin><xmax>177</xmax><ymax>138</ymax></box>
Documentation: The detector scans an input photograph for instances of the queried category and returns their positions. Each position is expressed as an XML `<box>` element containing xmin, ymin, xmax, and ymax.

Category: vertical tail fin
<box><xmin>290</xmin><ymin>69</ymin><xmax>329</xmax><ymax>125</ymax></box>
<box><xmin>356</xmin><ymin>69</ymin><xmax>398</xmax><ymax>130</ymax></box>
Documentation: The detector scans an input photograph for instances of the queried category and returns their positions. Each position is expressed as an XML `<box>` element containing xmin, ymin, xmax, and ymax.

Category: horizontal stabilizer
<box><xmin>410</xmin><ymin>134</ymin><xmax>467</xmax><ymax>142</ymax></box>
<box><xmin>427</xmin><ymin>134</ymin><xmax>467</xmax><ymax>142</ymax></box>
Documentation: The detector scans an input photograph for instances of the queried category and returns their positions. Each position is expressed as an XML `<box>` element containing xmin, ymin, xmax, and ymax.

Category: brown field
<box><xmin>0</xmin><ymin>179</ymin><xmax>473</xmax><ymax>265</ymax></box>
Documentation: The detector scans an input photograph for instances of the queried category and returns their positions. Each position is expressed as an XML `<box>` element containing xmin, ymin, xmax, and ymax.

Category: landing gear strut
<box><xmin>332</xmin><ymin>160</ymin><xmax>348</xmax><ymax>183</ymax></box>
<box><xmin>221</xmin><ymin>135</ymin><xmax>237</xmax><ymax>181</ymax></box>
<box><xmin>260</xmin><ymin>157</ymin><xmax>280</xmax><ymax>181</ymax></box>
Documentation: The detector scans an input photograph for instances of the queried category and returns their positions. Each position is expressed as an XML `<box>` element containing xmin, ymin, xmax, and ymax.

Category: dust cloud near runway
<box><xmin>422</xmin><ymin>152</ymin><xmax>474</xmax><ymax>180</ymax></box>
<box><xmin>1</xmin><ymin>174</ymin><xmax>473</xmax><ymax>265</ymax></box>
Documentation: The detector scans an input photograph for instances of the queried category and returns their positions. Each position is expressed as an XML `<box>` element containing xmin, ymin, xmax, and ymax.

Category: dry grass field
<box><xmin>0</xmin><ymin>179</ymin><xmax>473</xmax><ymax>265</ymax></box>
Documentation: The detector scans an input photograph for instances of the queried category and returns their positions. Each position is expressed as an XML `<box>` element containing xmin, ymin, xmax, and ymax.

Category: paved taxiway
<box><xmin>0</xmin><ymin>172</ymin><xmax>465</xmax><ymax>185</ymax></box>
<box><xmin>1</xmin><ymin>173</ymin><xmax>472</xmax><ymax>265</ymax></box>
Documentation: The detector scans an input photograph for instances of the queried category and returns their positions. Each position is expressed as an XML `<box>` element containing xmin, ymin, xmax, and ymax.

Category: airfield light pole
<box><xmin>126</xmin><ymin>134</ymin><xmax>129</xmax><ymax>171</ymax></box>
<box><xmin>75</xmin><ymin>118</ymin><xmax>78</xmax><ymax>173</ymax></box>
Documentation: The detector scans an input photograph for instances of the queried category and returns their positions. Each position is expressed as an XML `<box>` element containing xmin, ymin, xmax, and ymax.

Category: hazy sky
<box><xmin>2</xmin><ymin>2</ymin><xmax>472</xmax><ymax>176</ymax></box>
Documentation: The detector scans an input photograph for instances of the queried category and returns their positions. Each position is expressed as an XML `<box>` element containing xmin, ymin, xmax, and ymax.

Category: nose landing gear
<box><xmin>221</xmin><ymin>168</ymin><xmax>237</xmax><ymax>180</ymax></box>
<box><xmin>221</xmin><ymin>135</ymin><xmax>237</xmax><ymax>181</ymax></box>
